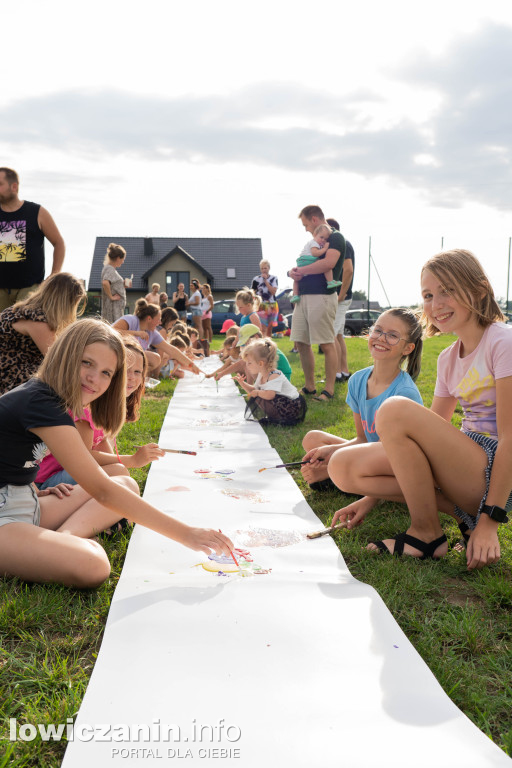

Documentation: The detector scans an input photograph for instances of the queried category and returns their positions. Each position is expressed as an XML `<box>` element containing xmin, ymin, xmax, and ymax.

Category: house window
<box><xmin>166</xmin><ymin>271</ymin><xmax>190</xmax><ymax>294</ymax></box>
<box><xmin>226</xmin><ymin>268</ymin><xmax>236</xmax><ymax>278</ymax></box>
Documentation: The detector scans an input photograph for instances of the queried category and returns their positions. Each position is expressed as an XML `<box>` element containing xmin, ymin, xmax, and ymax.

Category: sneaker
<box><xmin>290</xmin><ymin>295</ymin><xmax>301</xmax><ymax>304</ymax></box>
<box><xmin>335</xmin><ymin>372</ymin><xmax>351</xmax><ymax>383</ymax></box>
<box><xmin>326</xmin><ymin>279</ymin><xmax>343</xmax><ymax>289</ymax></box>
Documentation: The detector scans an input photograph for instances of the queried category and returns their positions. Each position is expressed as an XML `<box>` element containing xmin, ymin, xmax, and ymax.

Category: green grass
<box><xmin>1</xmin><ymin>338</ymin><xmax>511</xmax><ymax>765</ymax></box>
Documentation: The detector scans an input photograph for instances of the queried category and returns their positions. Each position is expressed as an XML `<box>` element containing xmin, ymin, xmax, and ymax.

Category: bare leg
<box><xmin>336</xmin><ymin>332</ymin><xmax>349</xmax><ymax>374</ymax></box>
<box><xmin>145</xmin><ymin>350</ymin><xmax>162</xmax><ymax>377</ymax></box>
<box><xmin>39</xmin><ymin>476</ymin><xmax>140</xmax><ymax>538</ymax></box>
<box><xmin>0</xmin><ymin>523</ymin><xmax>110</xmax><ymax>587</ymax></box>
<box><xmin>296</xmin><ymin>341</ymin><xmax>316</xmax><ymax>392</ymax></box>
<box><xmin>301</xmin><ymin>430</ymin><xmax>348</xmax><ymax>484</ymax></box>
<box><xmin>193</xmin><ymin>314</ymin><xmax>203</xmax><ymax>339</ymax></box>
<box><xmin>318</xmin><ymin>341</ymin><xmax>337</xmax><ymax>397</ymax></box>
<box><xmin>365</xmin><ymin>398</ymin><xmax>488</xmax><ymax>557</ymax></box>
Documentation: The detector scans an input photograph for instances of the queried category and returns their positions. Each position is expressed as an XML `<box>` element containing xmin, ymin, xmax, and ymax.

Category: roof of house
<box><xmin>88</xmin><ymin>236</ymin><xmax>263</xmax><ymax>292</ymax></box>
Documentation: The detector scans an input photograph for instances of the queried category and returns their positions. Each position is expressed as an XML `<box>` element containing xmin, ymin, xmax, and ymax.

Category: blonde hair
<box><xmin>38</xmin><ymin>319</ymin><xmax>127</xmax><ymax>435</ymax></box>
<box><xmin>103</xmin><ymin>242</ymin><xmax>126</xmax><ymax>266</ymax></box>
<box><xmin>123</xmin><ymin>338</ymin><xmax>147</xmax><ymax>423</ymax></box>
<box><xmin>421</xmin><ymin>249</ymin><xmax>504</xmax><ymax>336</ymax></box>
<box><xmin>241</xmin><ymin>338</ymin><xmax>277</xmax><ymax>369</ymax></box>
<box><xmin>236</xmin><ymin>287</ymin><xmax>260</xmax><ymax>310</ymax></box>
<box><xmin>13</xmin><ymin>272</ymin><xmax>86</xmax><ymax>333</ymax></box>
<box><xmin>151</xmin><ymin>283</ymin><xmax>160</xmax><ymax>292</ymax></box>
<box><xmin>259</xmin><ymin>260</ymin><xmax>270</xmax><ymax>270</ymax></box>
<box><xmin>313</xmin><ymin>224</ymin><xmax>330</xmax><ymax>238</ymax></box>
<box><xmin>225</xmin><ymin>326</ymin><xmax>238</xmax><ymax>339</ymax></box>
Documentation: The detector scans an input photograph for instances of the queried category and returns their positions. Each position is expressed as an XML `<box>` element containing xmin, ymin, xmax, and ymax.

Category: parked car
<box><xmin>343</xmin><ymin>308</ymin><xmax>381</xmax><ymax>336</ymax></box>
<box><xmin>276</xmin><ymin>288</ymin><xmax>293</xmax><ymax>315</ymax></box>
<box><xmin>188</xmin><ymin>299</ymin><xmax>288</xmax><ymax>334</ymax></box>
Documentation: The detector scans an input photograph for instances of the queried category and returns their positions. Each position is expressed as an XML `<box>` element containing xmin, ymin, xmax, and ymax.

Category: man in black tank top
<box><xmin>0</xmin><ymin>167</ymin><xmax>65</xmax><ymax>311</ymax></box>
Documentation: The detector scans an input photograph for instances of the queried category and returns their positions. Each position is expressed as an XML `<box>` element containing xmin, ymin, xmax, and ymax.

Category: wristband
<box><xmin>480</xmin><ymin>504</ymin><xmax>509</xmax><ymax>523</ymax></box>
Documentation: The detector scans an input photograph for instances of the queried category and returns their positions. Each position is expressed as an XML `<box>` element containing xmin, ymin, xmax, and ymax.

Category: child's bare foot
<box><xmin>301</xmin><ymin>461</ymin><xmax>329</xmax><ymax>486</ymax></box>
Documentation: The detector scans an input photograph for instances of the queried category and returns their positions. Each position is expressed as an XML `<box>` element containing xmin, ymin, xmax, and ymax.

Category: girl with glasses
<box><xmin>301</xmin><ymin>307</ymin><xmax>423</xmax><ymax>500</ymax></box>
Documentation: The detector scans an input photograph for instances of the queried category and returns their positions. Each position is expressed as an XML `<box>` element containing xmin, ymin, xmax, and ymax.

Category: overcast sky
<box><xmin>3</xmin><ymin>0</ymin><xmax>512</xmax><ymax>306</ymax></box>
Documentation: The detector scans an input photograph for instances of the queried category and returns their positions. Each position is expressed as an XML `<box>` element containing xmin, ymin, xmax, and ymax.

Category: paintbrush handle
<box><xmin>135</xmin><ymin>446</ymin><xmax>197</xmax><ymax>456</ymax></box>
<box><xmin>275</xmin><ymin>460</ymin><xmax>310</xmax><ymax>468</ymax></box>
<box><xmin>307</xmin><ymin>522</ymin><xmax>347</xmax><ymax>539</ymax></box>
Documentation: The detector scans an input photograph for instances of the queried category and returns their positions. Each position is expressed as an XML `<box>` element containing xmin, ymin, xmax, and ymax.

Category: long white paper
<box><xmin>63</xmin><ymin>360</ymin><xmax>511</xmax><ymax>767</ymax></box>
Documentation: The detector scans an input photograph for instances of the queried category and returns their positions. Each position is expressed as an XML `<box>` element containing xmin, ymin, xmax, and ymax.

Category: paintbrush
<box><xmin>307</xmin><ymin>521</ymin><xmax>348</xmax><ymax>539</ymax></box>
<box><xmin>258</xmin><ymin>459</ymin><xmax>326</xmax><ymax>473</ymax></box>
<box><xmin>219</xmin><ymin>529</ymin><xmax>244</xmax><ymax>576</ymax></box>
<box><xmin>135</xmin><ymin>446</ymin><xmax>197</xmax><ymax>456</ymax></box>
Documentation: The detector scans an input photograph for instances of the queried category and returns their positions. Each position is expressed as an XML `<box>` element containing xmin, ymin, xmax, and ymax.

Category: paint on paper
<box><xmin>166</xmin><ymin>486</ymin><xmax>191</xmax><ymax>492</ymax></box>
<box><xmin>201</xmin><ymin>548</ymin><xmax>271</xmax><ymax>576</ymax></box>
<box><xmin>233</xmin><ymin>527</ymin><xmax>305</xmax><ymax>548</ymax></box>
<box><xmin>220</xmin><ymin>488</ymin><xmax>269</xmax><ymax>503</ymax></box>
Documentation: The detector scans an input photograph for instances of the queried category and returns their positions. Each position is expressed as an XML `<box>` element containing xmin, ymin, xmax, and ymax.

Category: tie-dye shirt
<box><xmin>434</xmin><ymin>322</ymin><xmax>512</xmax><ymax>439</ymax></box>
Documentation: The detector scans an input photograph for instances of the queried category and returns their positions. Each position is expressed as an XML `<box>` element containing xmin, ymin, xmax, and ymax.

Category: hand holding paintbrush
<box><xmin>259</xmin><ymin>459</ymin><xmax>324</xmax><ymax>473</ymax></box>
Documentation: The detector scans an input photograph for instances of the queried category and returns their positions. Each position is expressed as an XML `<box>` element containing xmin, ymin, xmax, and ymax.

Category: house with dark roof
<box><xmin>88</xmin><ymin>236</ymin><xmax>263</xmax><ymax>311</ymax></box>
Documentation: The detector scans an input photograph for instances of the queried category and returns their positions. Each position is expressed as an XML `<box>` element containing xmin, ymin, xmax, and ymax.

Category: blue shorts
<box><xmin>190</xmin><ymin>308</ymin><xmax>202</xmax><ymax>317</ymax></box>
<box><xmin>454</xmin><ymin>431</ymin><xmax>512</xmax><ymax>530</ymax></box>
<box><xmin>0</xmin><ymin>484</ymin><xmax>41</xmax><ymax>528</ymax></box>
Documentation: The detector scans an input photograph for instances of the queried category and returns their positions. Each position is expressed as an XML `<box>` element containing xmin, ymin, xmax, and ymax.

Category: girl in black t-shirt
<box><xmin>0</xmin><ymin>319</ymin><xmax>233</xmax><ymax>588</ymax></box>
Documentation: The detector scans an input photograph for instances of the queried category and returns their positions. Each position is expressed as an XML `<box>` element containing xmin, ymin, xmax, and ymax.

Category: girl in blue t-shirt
<box><xmin>302</xmin><ymin>308</ymin><xmax>423</xmax><ymax>518</ymax></box>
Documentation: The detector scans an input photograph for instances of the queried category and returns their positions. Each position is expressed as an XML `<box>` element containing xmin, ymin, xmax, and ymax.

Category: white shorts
<box><xmin>334</xmin><ymin>298</ymin><xmax>352</xmax><ymax>336</ymax></box>
<box><xmin>0</xmin><ymin>484</ymin><xmax>41</xmax><ymax>528</ymax></box>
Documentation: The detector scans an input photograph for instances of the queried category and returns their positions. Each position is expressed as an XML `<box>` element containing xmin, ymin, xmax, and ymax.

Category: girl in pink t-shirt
<box><xmin>331</xmin><ymin>249</ymin><xmax>512</xmax><ymax>570</ymax></box>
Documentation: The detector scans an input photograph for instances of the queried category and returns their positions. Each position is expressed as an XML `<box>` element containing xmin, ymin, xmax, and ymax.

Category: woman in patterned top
<box><xmin>0</xmin><ymin>272</ymin><xmax>86</xmax><ymax>395</ymax></box>
<box><xmin>101</xmin><ymin>242</ymin><xmax>129</xmax><ymax>324</ymax></box>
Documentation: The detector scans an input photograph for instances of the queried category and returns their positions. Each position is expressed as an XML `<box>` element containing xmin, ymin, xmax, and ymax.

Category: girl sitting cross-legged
<box><xmin>301</xmin><ymin>307</ymin><xmax>423</xmax><ymax>507</ymax></box>
<box><xmin>0</xmin><ymin>319</ymin><xmax>233</xmax><ymax>588</ymax></box>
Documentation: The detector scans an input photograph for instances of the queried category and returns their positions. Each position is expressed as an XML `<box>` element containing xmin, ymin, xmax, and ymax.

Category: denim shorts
<box><xmin>455</xmin><ymin>431</ymin><xmax>512</xmax><ymax>530</ymax></box>
<box><xmin>190</xmin><ymin>307</ymin><xmax>202</xmax><ymax>317</ymax></box>
<box><xmin>0</xmin><ymin>484</ymin><xmax>41</xmax><ymax>528</ymax></box>
<box><xmin>36</xmin><ymin>469</ymin><xmax>77</xmax><ymax>490</ymax></box>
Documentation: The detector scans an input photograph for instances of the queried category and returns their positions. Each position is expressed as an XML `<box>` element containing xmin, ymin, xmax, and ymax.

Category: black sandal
<box><xmin>313</xmin><ymin>389</ymin><xmax>334</xmax><ymax>401</ymax></box>
<box><xmin>309</xmin><ymin>478</ymin><xmax>336</xmax><ymax>492</ymax></box>
<box><xmin>370</xmin><ymin>531</ymin><xmax>447</xmax><ymax>560</ymax></box>
<box><xmin>100</xmin><ymin>518</ymin><xmax>132</xmax><ymax>539</ymax></box>
<box><xmin>458</xmin><ymin>523</ymin><xmax>471</xmax><ymax>545</ymax></box>
<box><xmin>301</xmin><ymin>386</ymin><xmax>317</xmax><ymax>395</ymax></box>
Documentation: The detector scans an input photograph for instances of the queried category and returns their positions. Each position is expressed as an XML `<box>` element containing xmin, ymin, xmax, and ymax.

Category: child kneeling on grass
<box><xmin>235</xmin><ymin>338</ymin><xmax>306</xmax><ymax>426</ymax></box>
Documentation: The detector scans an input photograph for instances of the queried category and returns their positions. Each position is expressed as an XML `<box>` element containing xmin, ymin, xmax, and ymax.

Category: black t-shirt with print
<box><xmin>0</xmin><ymin>378</ymin><xmax>75</xmax><ymax>485</ymax></box>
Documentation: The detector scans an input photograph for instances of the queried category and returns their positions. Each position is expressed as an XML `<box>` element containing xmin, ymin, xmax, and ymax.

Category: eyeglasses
<box><xmin>368</xmin><ymin>326</ymin><xmax>407</xmax><ymax>346</ymax></box>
